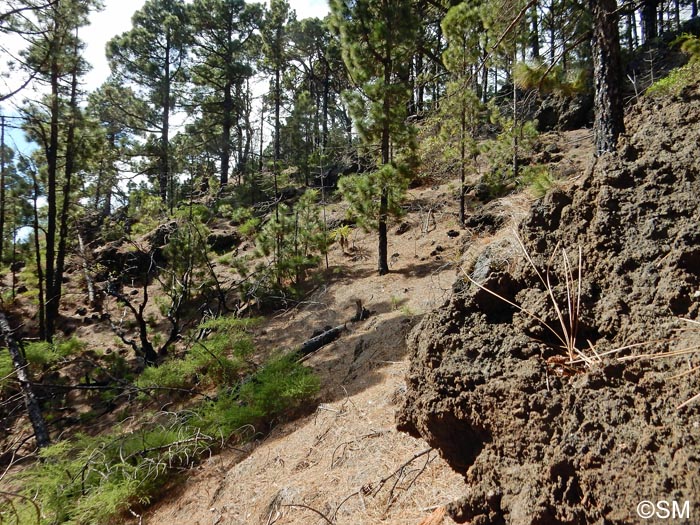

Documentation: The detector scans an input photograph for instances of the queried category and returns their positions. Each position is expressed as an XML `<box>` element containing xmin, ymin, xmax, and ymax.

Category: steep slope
<box><xmin>135</xmin><ymin>184</ymin><xmax>471</xmax><ymax>525</ymax></box>
<box><xmin>398</xmin><ymin>84</ymin><xmax>700</xmax><ymax>524</ymax></box>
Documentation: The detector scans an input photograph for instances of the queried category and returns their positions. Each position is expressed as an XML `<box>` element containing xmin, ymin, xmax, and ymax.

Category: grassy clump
<box><xmin>0</xmin><ymin>338</ymin><xmax>84</xmax><ymax>391</ymax></box>
<box><xmin>0</xmin><ymin>351</ymin><xmax>13</xmax><ymax>391</ymax></box>
<box><xmin>191</xmin><ymin>352</ymin><xmax>320</xmax><ymax>439</ymax></box>
<box><xmin>646</xmin><ymin>62</ymin><xmax>700</xmax><ymax>97</ymax></box>
<box><xmin>134</xmin><ymin>317</ymin><xmax>258</xmax><ymax>393</ymax></box>
<box><xmin>24</xmin><ymin>337</ymin><xmax>85</xmax><ymax>367</ymax></box>
<box><xmin>647</xmin><ymin>34</ymin><xmax>700</xmax><ymax>97</ymax></box>
<box><xmin>519</xmin><ymin>165</ymin><xmax>557</xmax><ymax>198</ymax></box>
<box><xmin>2</xmin><ymin>346</ymin><xmax>319</xmax><ymax>524</ymax></box>
<box><xmin>4</xmin><ymin>419</ymin><xmax>212</xmax><ymax>525</ymax></box>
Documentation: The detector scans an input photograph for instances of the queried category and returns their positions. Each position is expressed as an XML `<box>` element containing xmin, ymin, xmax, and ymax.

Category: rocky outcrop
<box><xmin>398</xmin><ymin>83</ymin><xmax>700</xmax><ymax>524</ymax></box>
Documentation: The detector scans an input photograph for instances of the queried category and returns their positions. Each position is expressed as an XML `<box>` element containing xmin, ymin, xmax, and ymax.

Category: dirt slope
<box><xmin>398</xmin><ymin>84</ymin><xmax>700</xmax><ymax>524</ymax></box>
<box><xmin>138</xmin><ymin>184</ymin><xmax>470</xmax><ymax>525</ymax></box>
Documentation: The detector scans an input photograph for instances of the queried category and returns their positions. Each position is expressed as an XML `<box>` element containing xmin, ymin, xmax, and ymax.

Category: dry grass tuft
<box><xmin>417</xmin><ymin>506</ymin><xmax>446</xmax><ymax>525</ymax></box>
<box><xmin>462</xmin><ymin>230</ymin><xmax>596</xmax><ymax>366</ymax></box>
<box><xmin>618</xmin><ymin>317</ymin><xmax>700</xmax><ymax>409</ymax></box>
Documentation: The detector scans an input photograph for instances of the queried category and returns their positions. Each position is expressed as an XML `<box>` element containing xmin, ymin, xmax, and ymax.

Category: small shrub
<box><xmin>4</xmin><ymin>419</ymin><xmax>212</xmax><ymax>524</ymax></box>
<box><xmin>330</xmin><ymin>225</ymin><xmax>352</xmax><ymax>252</ymax></box>
<box><xmin>519</xmin><ymin>165</ymin><xmax>556</xmax><ymax>198</ymax></box>
<box><xmin>174</xmin><ymin>203</ymin><xmax>212</xmax><ymax>223</ymax></box>
<box><xmin>134</xmin><ymin>316</ymin><xmax>257</xmax><ymax>394</ymax></box>
<box><xmin>0</xmin><ymin>351</ymin><xmax>13</xmax><ymax>391</ymax></box>
<box><xmin>646</xmin><ymin>62</ymin><xmax>700</xmax><ymax>97</ymax></box>
<box><xmin>238</xmin><ymin>216</ymin><xmax>261</xmax><ymax>238</ymax></box>
<box><xmin>135</xmin><ymin>358</ymin><xmax>199</xmax><ymax>391</ymax></box>
<box><xmin>191</xmin><ymin>352</ymin><xmax>319</xmax><ymax>438</ymax></box>
<box><xmin>19</xmin><ymin>337</ymin><xmax>85</xmax><ymax>369</ymax></box>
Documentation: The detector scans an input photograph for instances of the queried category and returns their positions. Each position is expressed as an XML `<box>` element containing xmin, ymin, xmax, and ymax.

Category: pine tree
<box><xmin>442</xmin><ymin>1</ymin><xmax>484</xmax><ymax>224</ymax></box>
<box><xmin>330</xmin><ymin>0</ymin><xmax>418</xmax><ymax>275</ymax></box>
<box><xmin>19</xmin><ymin>0</ymin><xmax>100</xmax><ymax>340</ymax></box>
<box><xmin>589</xmin><ymin>0</ymin><xmax>624</xmax><ymax>154</ymax></box>
<box><xmin>189</xmin><ymin>0</ymin><xmax>262</xmax><ymax>188</ymax></box>
<box><xmin>107</xmin><ymin>0</ymin><xmax>190</xmax><ymax>205</ymax></box>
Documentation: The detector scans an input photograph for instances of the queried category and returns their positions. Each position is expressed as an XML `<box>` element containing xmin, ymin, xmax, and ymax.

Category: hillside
<box><xmin>129</xmin><ymin>82</ymin><xmax>700</xmax><ymax>525</ymax></box>
<box><xmin>2</xmin><ymin>2</ymin><xmax>700</xmax><ymax>523</ymax></box>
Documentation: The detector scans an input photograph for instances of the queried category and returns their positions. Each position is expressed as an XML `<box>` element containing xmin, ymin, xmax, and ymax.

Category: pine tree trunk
<box><xmin>530</xmin><ymin>2</ymin><xmax>540</xmax><ymax>58</ymax></box>
<box><xmin>159</xmin><ymin>31</ymin><xmax>171</xmax><ymax>204</ymax></box>
<box><xmin>590</xmin><ymin>0</ymin><xmax>625</xmax><ymax>155</ymax></box>
<box><xmin>32</xmin><ymin>175</ymin><xmax>45</xmax><ymax>337</ymax></box>
<box><xmin>378</xmin><ymin>54</ymin><xmax>391</xmax><ymax>276</ymax></box>
<box><xmin>44</xmin><ymin>50</ymin><xmax>60</xmax><ymax>342</ymax></box>
<box><xmin>459</xmin><ymin>106</ymin><xmax>466</xmax><ymax>226</ymax></box>
<box><xmin>221</xmin><ymin>81</ymin><xmax>232</xmax><ymax>187</ymax></box>
<box><xmin>48</xmin><ymin>39</ymin><xmax>80</xmax><ymax>338</ymax></box>
<box><xmin>0</xmin><ymin>313</ymin><xmax>50</xmax><ymax>449</ymax></box>
<box><xmin>0</xmin><ymin>117</ymin><xmax>6</xmax><ymax>266</ymax></box>
<box><xmin>641</xmin><ymin>0</ymin><xmax>659</xmax><ymax>42</ymax></box>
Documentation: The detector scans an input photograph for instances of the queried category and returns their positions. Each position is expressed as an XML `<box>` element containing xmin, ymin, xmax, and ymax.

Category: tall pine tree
<box><xmin>330</xmin><ymin>0</ymin><xmax>417</xmax><ymax>275</ymax></box>
<box><xmin>107</xmin><ymin>0</ymin><xmax>190</xmax><ymax>205</ymax></box>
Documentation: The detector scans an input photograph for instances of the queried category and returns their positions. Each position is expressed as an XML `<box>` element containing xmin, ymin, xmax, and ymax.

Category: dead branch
<box><xmin>281</xmin><ymin>503</ymin><xmax>335</xmax><ymax>525</ymax></box>
<box><xmin>297</xmin><ymin>324</ymin><xmax>346</xmax><ymax>359</ymax></box>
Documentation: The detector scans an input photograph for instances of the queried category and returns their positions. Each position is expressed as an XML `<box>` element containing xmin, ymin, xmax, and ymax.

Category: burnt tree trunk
<box><xmin>590</xmin><ymin>0</ymin><xmax>625</xmax><ymax>155</ymax></box>
<box><xmin>0</xmin><ymin>313</ymin><xmax>50</xmax><ymax>449</ymax></box>
<box><xmin>297</xmin><ymin>324</ymin><xmax>346</xmax><ymax>357</ymax></box>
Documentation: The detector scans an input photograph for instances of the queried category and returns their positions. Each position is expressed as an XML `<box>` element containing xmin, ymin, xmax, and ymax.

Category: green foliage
<box><xmin>0</xmin><ymin>351</ymin><xmax>13</xmax><ymax>391</ymax></box>
<box><xmin>174</xmin><ymin>203</ymin><xmax>213</xmax><ymax>223</ymax></box>
<box><xmin>514</xmin><ymin>62</ymin><xmax>589</xmax><ymax>95</ymax></box>
<box><xmin>5</xmin><ymin>418</ymin><xmax>211</xmax><ymax>525</ymax></box>
<box><xmin>239</xmin><ymin>217</ymin><xmax>262</xmax><ymax>238</ymax></box>
<box><xmin>330</xmin><ymin>225</ymin><xmax>352</xmax><ymax>252</ymax></box>
<box><xmin>646</xmin><ymin>62</ymin><xmax>700</xmax><ymax>97</ymax></box>
<box><xmin>673</xmin><ymin>33</ymin><xmax>700</xmax><ymax>63</ymax></box>
<box><xmin>518</xmin><ymin>165</ymin><xmax>556</xmax><ymax>198</ymax></box>
<box><xmin>128</xmin><ymin>192</ymin><xmax>166</xmax><ymax>236</ymax></box>
<box><xmin>231</xmin><ymin>205</ymin><xmax>254</xmax><ymax>224</ymax></box>
<box><xmin>135</xmin><ymin>358</ymin><xmax>200</xmax><ymax>391</ymax></box>
<box><xmin>479</xmin><ymin>104</ymin><xmax>541</xmax><ymax>200</ymax></box>
<box><xmin>191</xmin><ymin>352</ymin><xmax>320</xmax><ymax>438</ymax></box>
<box><xmin>249</xmin><ymin>189</ymin><xmax>330</xmax><ymax>291</ymax></box>
<box><xmin>135</xmin><ymin>316</ymin><xmax>257</xmax><ymax>392</ymax></box>
<box><xmin>646</xmin><ymin>34</ymin><xmax>700</xmax><ymax>97</ymax></box>
<box><xmin>23</xmin><ymin>337</ymin><xmax>84</xmax><ymax>367</ymax></box>
<box><xmin>338</xmin><ymin>164</ymin><xmax>410</xmax><ymax>231</ymax></box>
<box><xmin>3</xmin><ymin>318</ymin><xmax>316</xmax><ymax>524</ymax></box>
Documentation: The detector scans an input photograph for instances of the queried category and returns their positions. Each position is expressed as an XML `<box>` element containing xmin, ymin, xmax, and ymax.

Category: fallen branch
<box><xmin>281</xmin><ymin>503</ymin><xmax>335</xmax><ymax>525</ymax></box>
<box><xmin>297</xmin><ymin>324</ymin><xmax>346</xmax><ymax>359</ymax></box>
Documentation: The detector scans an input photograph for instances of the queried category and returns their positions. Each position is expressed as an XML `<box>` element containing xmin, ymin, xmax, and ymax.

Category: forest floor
<box><xmin>129</xmin><ymin>128</ymin><xmax>594</xmax><ymax>525</ymax></box>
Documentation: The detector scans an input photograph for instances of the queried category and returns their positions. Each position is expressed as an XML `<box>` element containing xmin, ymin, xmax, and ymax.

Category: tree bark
<box><xmin>0</xmin><ymin>313</ymin><xmax>50</xmax><ymax>449</ymax></box>
<box><xmin>159</xmin><ymin>30</ymin><xmax>172</xmax><ymax>204</ymax></box>
<box><xmin>0</xmin><ymin>116</ymin><xmax>6</xmax><ymax>265</ymax></box>
<box><xmin>44</xmin><ymin>41</ymin><xmax>60</xmax><ymax>342</ymax></box>
<box><xmin>590</xmin><ymin>0</ymin><xmax>625</xmax><ymax>155</ymax></box>
<box><xmin>641</xmin><ymin>0</ymin><xmax>659</xmax><ymax>43</ymax></box>
<box><xmin>47</xmin><ymin>32</ymin><xmax>80</xmax><ymax>340</ymax></box>
<box><xmin>221</xmin><ymin>80</ymin><xmax>233</xmax><ymax>187</ymax></box>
